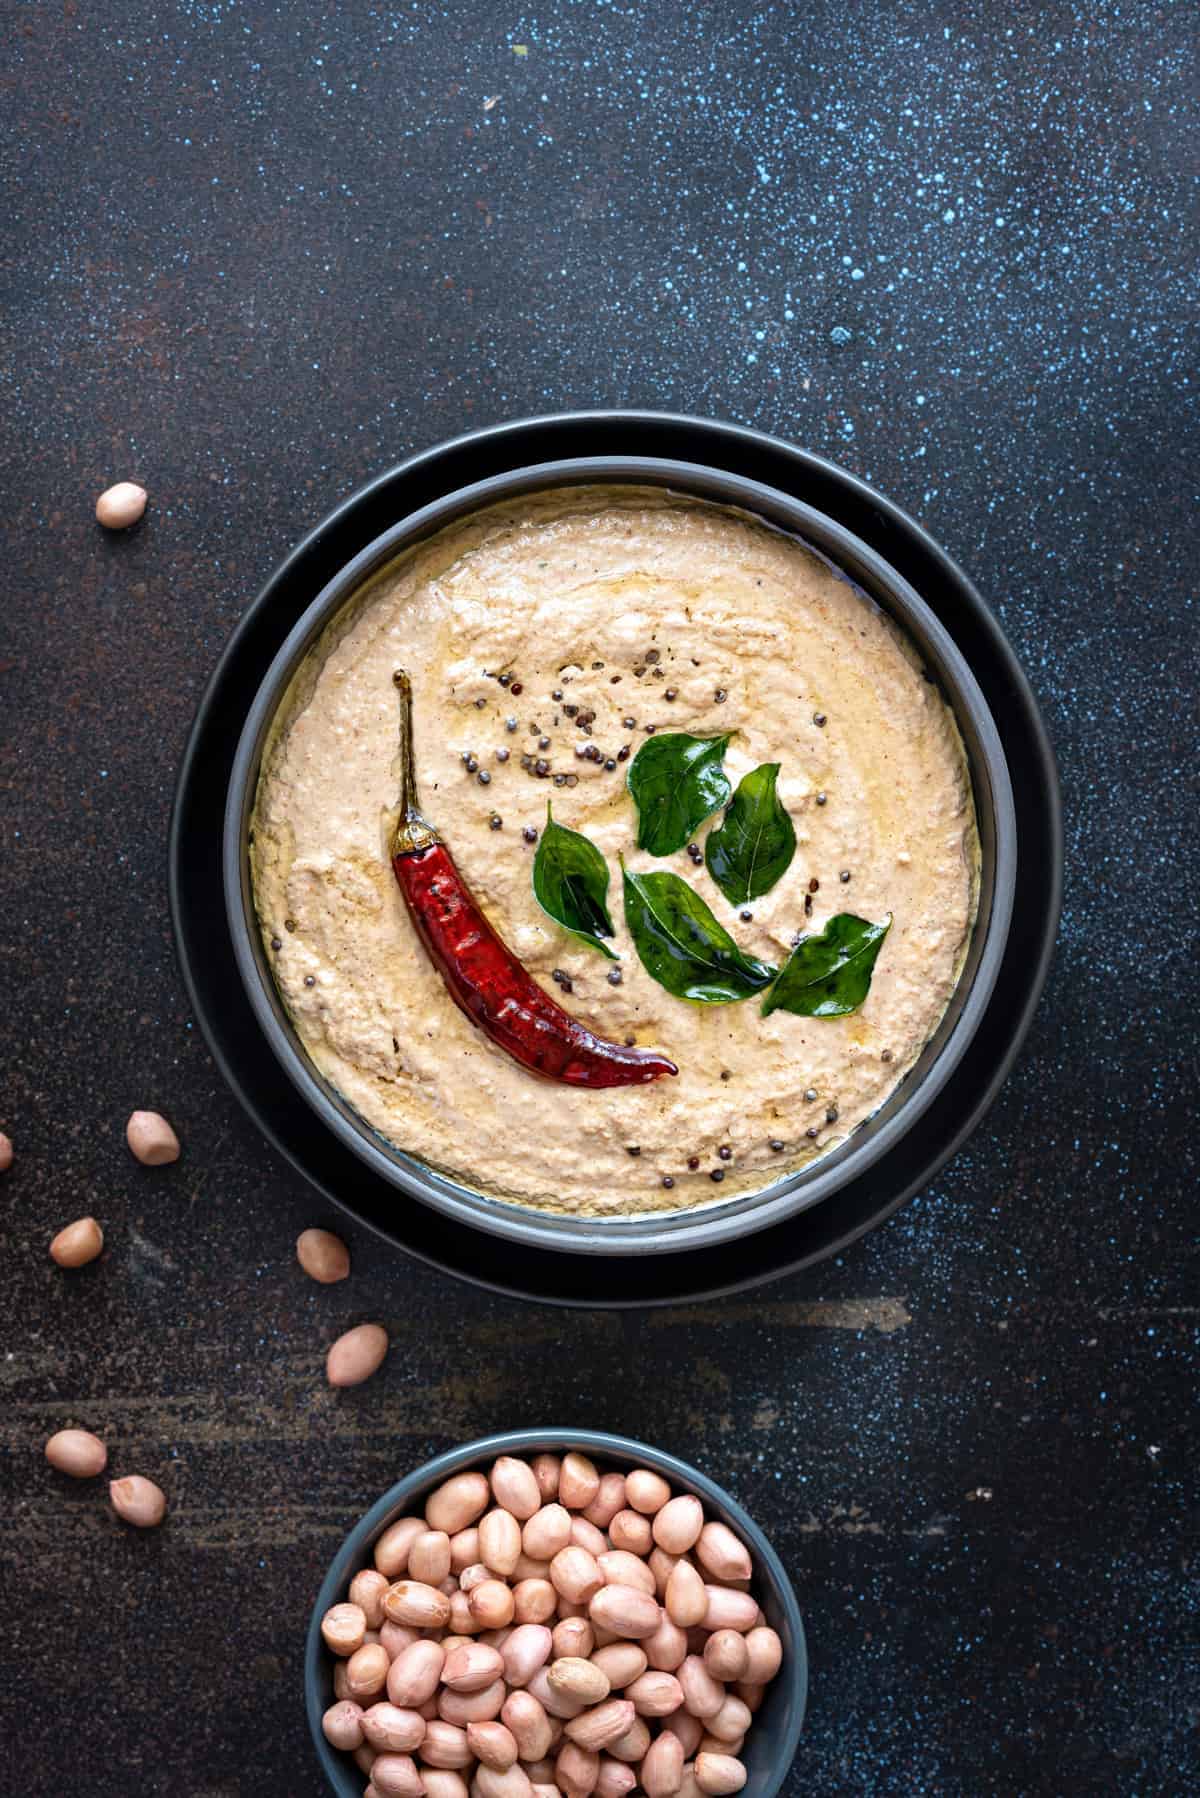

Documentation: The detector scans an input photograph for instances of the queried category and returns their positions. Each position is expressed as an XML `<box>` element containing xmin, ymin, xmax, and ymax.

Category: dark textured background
<box><xmin>2</xmin><ymin>3</ymin><xmax>1196</xmax><ymax>1794</ymax></box>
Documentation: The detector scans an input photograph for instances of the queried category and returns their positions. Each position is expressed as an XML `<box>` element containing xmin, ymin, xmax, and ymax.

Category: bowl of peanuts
<box><xmin>307</xmin><ymin>1430</ymin><xmax>807</xmax><ymax>1798</ymax></box>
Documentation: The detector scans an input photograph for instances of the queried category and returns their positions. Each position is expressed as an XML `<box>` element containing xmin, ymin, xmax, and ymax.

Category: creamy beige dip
<box><xmin>251</xmin><ymin>487</ymin><xmax>978</xmax><ymax>1216</ymax></box>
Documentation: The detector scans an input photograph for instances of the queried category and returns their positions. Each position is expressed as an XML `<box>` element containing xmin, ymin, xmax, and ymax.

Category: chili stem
<box><xmin>391</xmin><ymin>670</ymin><xmax>441</xmax><ymax>855</ymax></box>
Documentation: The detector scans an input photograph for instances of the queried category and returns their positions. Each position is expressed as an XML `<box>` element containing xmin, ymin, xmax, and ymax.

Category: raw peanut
<box><xmin>695</xmin><ymin>1523</ymin><xmax>751</xmax><ymax>1583</ymax></box>
<box><xmin>469</xmin><ymin>1578</ymin><xmax>515</xmax><ymax>1630</ymax></box>
<box><xmin>459</xmin><ymin>1562</ymin><xmax>489</xmax><ymax>1593</ymax></box>
<box><xmin>527</xmin><ymin>1664</ymin><xmax>586</xmax><ymax>1720</ymax></box>
<box><xmin>527</xmin><ymin>1752</ymin><xmax>559</xmax><ymax>1778</ymax></box>
<box><xmin>694</xmin><ymin>1752</ymin><xmax>747</xmax><ymax>1795</ymax></box>
<box><xmin>595</xmin><ymin>1759</ymin><xmax>637</xmax><ymax>1798</ymax></box>
<box><xmin>442</xmin><ymin>1642</ymin><xmax>504</xmax><ymax>1692</ymax></box>
<box><xmin>448</xmin><ymin>1589</ymin><xmax>480</xmax><ymax>1634</ymax></box>
<box><xmin>588</xmin><ymin>1584</ymin><xmax>660</xmax><ymax>1640</ymax></box>
<box><xmin>551</xmin><ymin>1546</ymin><xmax>604</xmax><ymax>1605</ymax></box>
<box><xmin>705</xmin><ymin>1696</ymin><xmax>751</xmax><ymax>1743</ymax></box>
<box><xmin>479</xmin><ymin>1507</ymin><xmax>522</xmax><ymax>1577</ymax></box>
<box><xmin>590</xmin><ymin>1643</ymin><xmax>647</xmax><ymax>1689</ymax></box>
<box><xmin>422</xmin><ymin>1774</ymin><xmax>468</xmax><ymax>1798</ymax></box>
<box><xmin>490</xmin><ymin>1456</ymin><xmax>542</xmax><ymax>1521</ymax></box>
<box><xmin>703</xmin><ymin>1631</ymin><xmax>749</xmax><ymax>1683</ymax></box>
<box><xmin>513</xmin><ymin>1552</ymin><xmax>550</xmax><ymax>1581</ymax></box>
<box><xmin>559</xmin><ymin>1452</ymin><xmax>601</xmax><ymax>1511</ymax></box>
<box><xmin>408</xmin><ymin>1529</ymin><xmax>452</xmax><ymax>1586</ymax></box>
<box><xmin>551</xmin><ymin>1617</ymin><xmax>594</xmax><ymax>1660</ymax></box>
<box><xmin>383</xmin><ymin>1581</ymin><xmax>452</xmax><ymax>1630</ymax></box>
<box><xmin>662</xmin><ymin>1711</ymin><xmax>703</xmax><ymax>1756</ymax></box>
<box><xmin>530</xmin><ymin>1785</ymin><xmax>560</xmax><ymax>1798</ymax></box>
<box><xmin>50</xmin><ymin>1217</ymin><xmax>104</xmax><ymax>1268</ymax></box>
<box><xmin>678</xmin><ymin>1763</ymin><xmax>705</xmax><ymax>1798</ymax></box>
<box><xmin>699</xmin><ymin>1732</ymin><xmax>744</xmax><ymax>1757</ymax></box>
<box><xmin>420</xmin><ymin>1720</ymin><xmax>473</xmax><ymax>1768</ymax></box>
<box><xmin>362</xmin><ymin>1703</ymin><xmax>427</xmax><ymax>1751</ymax></box>
<box><xmin>563</xmin><ymin>1699</ymin><xmax>636</xmax><ymax>1752</ymax></box>
<box><xmin>598</xmin><ymin>1550</ymin><xmax>656</xmax><ymax>1596</ymax></box>
<box><xmin>475</xmin><ymin>1766</ymin><xmax>533</xmax><ymax>1798</ymax></box>
<box><xmin>590</xmin><ymin>1624</ymin><xmax>620</xmax><ymax>1647</ymax></box>
<box><xmin>426</xmin><ymin>1471</ymin><xmax>491</xmax><ymax>1534</ymax></box>
<box><xmin>438</xmin><ymin>1676</ymin><xmax>506</xmax><ymax>1725</ymax></box>
<box><xmin>95</xmin><ymin>481</ymin><xmax>147</xmax><ymax>528</ymax></box>
<box><xmin>733</xmin><ymin>1681</ymin><xmax>764</xmax><ymax>1714</ymax></box>
<box><xmin>346</xmin><ymin>1643</ymin><xmax>391</xmax><ymax>1699</ymax></box>
<box><xmin>500</xmin><ymin>1623</ymin><xmax>552</xmax><ymax>1688</ymax></box>
<box><xmin>322</xmin><ymin>1699</ymin><xmax>365</xmax><ymax>1750</ymax></box>
<box><xmin>45</xmin><ymin>1428</ymin><xmax>107</xmax><ymax>1478</ymax></box>
<box><xmin>627</xmin><ymin>1671</ymin><xmax>684</xmax><ymax>1717</ymax></box>
<box><xmin>125</xmin><ymin>1109</ymin><xmax>181</xmax><ymax>1165</ymax></box>
<box><xmin>323</xmin><ymin>1603</ymin><xmax>367</xmax><ymax>1654</ymax></box>
<box><xmin>350</xmin><ymin>1569</ymin><xmax>391</xmax><ymax>1631</ymax></box>
<box><xmin>502</xmin><ymin>1688</ymin><xmax>554</xmax><ymax>1762</ymax></box>
<box><xmin>375</xmin><ymin>1516</ymin><xmax>426</xmax><ymax>1578</ymax></box>
<box><xmin>556</xmin><ymin>1741</ymin><xmax>600</xmax><ymax>1798</ymax></box>
<box><xmin>372</xmin><ymin>1753</ymin><xmax>424</xmax><ymax>1797</ymax></box>
<box><xmin>665</xmin><ymin>1561</ymin><xmax>708</xmax><ymax>1629</ymax></box>
<box><xmin>522</xmin><ymin>1503</ymin><xmax>572</xmax><ymax>1561</ymax></box>
<box><xmin>423</xmin><ymin>1774</ymin><xmax>469</xmax><ymax>1798</ymax></box>
<box><xmin>548</xmin><ymin>1657</ymin><xmax>610</xmax><ymax>1704</ymax></box>
<box><xmin>387</xmin><ymin>1639</ymin><xmax>444</xmax><ymax>1706</ymax></box>
<box><xmin>644</xmin><ymin>1615</ymin><xmax>688</xmax><ymax>1672</ymax></box>
<box><xmin>649</xmin><ymin>1547</ymin><xmax>680</xmax><ymax>1595</ymax></box>
<box><xmin>327</xmin><ymin>1323</ymin><xmax>389</xmax><ymax>1388</ymax></box>
<box><xmin>531</xmin><ymin>1454</ymin><xmax>561</xmax><ymax>1501</ymax></box>
<box><xmin>624</xmin><ymin>1468</ymin><xmax>671</xmax><ymax>1515</ymax></box>
<box><xmin>468</xmin><ymin>1720</ymin><xmax>519</xmax><ymax>1770</ymax></box>
<box><xmin>449</xmin><ymin>1527</ymin><xmax>480</xmax><ymax>1573</ymax></box>
<box><xmin>582</xmin><ymin>1473</ymin><xmax>627</xmax><ymax>1529</ymax></box>
<box><xmin>333</xmin><ymin>1661</ymin><xmax>353</xmax><ymax>1701</ymax></box>
<box><xmin>605</xmin><ymin>1717</ymin><xmax>651</xmax><ymax>1764</ymax></box>
<box><xmin>296</xmin><ymin>1224</ymin><xmax>349</xmax><ymax>1281</ymax></box>
<box><xmin>678</xmin><ymin>1656</ymin><xmax>724</xmax><ymax>1720</ymax></box>
<box><xmin>417</xmin><ymin>1697</ymin><xmax>439</xmax><ymax>1721</ymax></box>
<box><xmin>607</xmin><ymin>1510</ymin><xmax>652</xmax><ymax>1555</ymax></box>
<box><xmin>354</xmin><ymin>1743</ymin><xmax>378</xmax><ymax>1775</ymax></box>
<box><xmin>652</xmin><ymin>1496</ymin><xmax>704</xmax><ymax>1556</ymax></box>
<box><xmin>569</xmin><ymin>1516</ymin><xmax>609</xmax><ymax>1557</ymax></box>
<box><xmin>0</xmin><ymin>1132</ymin><xmax>12</xmax><ymax>1172</ymax></box>
<box><xmin>109</xmin><ymin>1473</ymin><xmax>166</xmax><ymax>1528</ymax></box>
<box><xmin>741</xmin><ymin>1625</ymin><xmax>782</xmax><ymax>1685</ymax></box>
<box><xmin>701</xmin><ymin>1588</ymin><xmax>758</xmax><ymax>1634</ymax></box>
<box><xmin>642</xmin><ymin>1729</ymin><xmax>685</xmax><ymax>1798</ymax></box>
<box><xmin>381</xmin><ymin>1623</ymin><xmax>420</xmax><ymax>1659</ymax></box>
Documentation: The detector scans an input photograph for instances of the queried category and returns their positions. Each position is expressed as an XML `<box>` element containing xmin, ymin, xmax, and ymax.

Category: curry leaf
<box><xmin>622</xmin><ymin>862</ymin><xmax>778</xmax><ymax>1003</ymax></box>
<box><xmin>705</xmin><ymin>763</ymin><xmax>796</xmax><ymax>905</ymax></box>
<box><xmin>761</xmin><ymin>913</ymin><xmax>892</xmax><ymax>1018</ymax></box>
<box><xmin>627</xmin><ymin>732</ymin><xmax>732</xmax><ymax>857</ymax></box>
<box><xmin>532</xmin><ymin>805</ymin><xmax>617</xmax><ymax>959</ymax></box>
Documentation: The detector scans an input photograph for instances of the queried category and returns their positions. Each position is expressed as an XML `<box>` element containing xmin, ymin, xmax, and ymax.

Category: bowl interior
<box><xmin>305</xmin><ymin>1429</ymin><xmax>808</xmax><ymax>1798</ymax></box>
<box><xmin>225</xmin><ymin>458</ymin><xmax>1016</xmax><ymax>1257</ymax></box>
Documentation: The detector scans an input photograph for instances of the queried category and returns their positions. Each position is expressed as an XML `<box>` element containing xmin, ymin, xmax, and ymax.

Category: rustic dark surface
<box><xmin>2</xmin><ymin>3</ymin><xmax>1196</xmax><ymax>1795</ymax></box>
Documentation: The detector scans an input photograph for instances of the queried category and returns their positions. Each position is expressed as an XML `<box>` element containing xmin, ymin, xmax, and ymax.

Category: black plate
<box><xmin>169</xmin><ymin>411</ymin><xmax>1062</xmax><ymax>1307</ymax></box>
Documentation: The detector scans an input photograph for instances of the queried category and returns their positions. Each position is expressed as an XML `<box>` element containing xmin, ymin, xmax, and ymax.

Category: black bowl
<box><xmin>222</xmin><ymin>457</ymin><xmax>1015</xmax><ymax>1258</ymax></box>
<box><xmin>305</xmin><ymin>1429</ymin><xmax>807</xmax><ymax>1798</ymax></box>
<box><xmin>169</xmin><ymin>410</ymin><xmax>1062</xmax><ymax>1304</ymax></box>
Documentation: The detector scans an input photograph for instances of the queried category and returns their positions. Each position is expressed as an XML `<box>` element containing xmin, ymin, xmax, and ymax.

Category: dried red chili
<box><xmin>389</xmin><ymin>672</ymin><xmax>677</xmax><ymax>1089</ymax></box>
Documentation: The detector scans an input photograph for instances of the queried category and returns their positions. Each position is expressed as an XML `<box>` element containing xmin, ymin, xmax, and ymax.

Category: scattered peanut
<box><xmin>95</xmin><ymin>481</ymin><xmax>148</xmax><ymax>530</ymax></box>
<box><xmin>297</xmin><ymin>1227</ymin><xmax>350</xmax><ymax>1283</ymax></box>
<box><xmin>109</xmin><ymin>1473</ymin><xmax>166</xmax><ymax>1528</ymax></box>
<box><xmin>0</xmin><ymin>1131</ymin><xmax>12</xmax><ymax>1172</ymax></box>
<box><xmin>326</xmin><ymin>1323</ymin><xmax>389</xmax><ymax>1388</ymax></box>
<box><xmin>125</xmin><ymin>1108</ymin><xmax>180</xmax><ymax>1165</ymax></box>
<box><xmin>45</xmin><ymin>1428</ymin><xmax>107</xmax><ymax>1478</ymax></box>
<box><xmin>49</xmin><ymin>1216</ymin><xmax>104</xmax><ymax>1268</ymax></box>
<box><xmin>323</xmin><ymin>1450</ymin><xmax>784</xmax><ymax>1798</ymax></box>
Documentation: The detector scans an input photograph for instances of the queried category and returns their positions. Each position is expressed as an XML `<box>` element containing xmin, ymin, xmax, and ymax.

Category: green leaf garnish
<box><xmin>532</xmin><ymin>804</ymin><xmax>618</xmax><ymax>959</ymax></box>
<box><xmin>622</xmin><ymin>862</ymin><xmax>778</xmax><ymax>1003</ymax></box>
<box><xmin>627</xmin><ymin>732</ymin><xmax>732</xmax><ymax>857</ymax></box>
<box><xmin>705</xmin><ymin>763</ymin><xmax>796</xmax><ymax>906</ymax></box>
<box><xmin>761</xmin><ymin>913</ymin><xmax>892</xmax><ymax>1018</ymax></box>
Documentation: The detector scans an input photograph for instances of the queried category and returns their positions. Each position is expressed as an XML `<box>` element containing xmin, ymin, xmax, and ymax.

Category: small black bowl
<box><xmin>305</xmin><ymin>1428</ymin><xmax>808</xmax><ymax>1798</ymax></box>
<box><xmin>223</xmin><ymin>457</ymin><xmax>1016</xmax><ymax>1259</ymax></box>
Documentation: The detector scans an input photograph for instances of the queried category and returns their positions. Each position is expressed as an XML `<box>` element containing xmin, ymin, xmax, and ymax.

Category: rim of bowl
<box><xmin>305</xmin><ymin>1427</ymin><xmax>808</xmax><ymax>1798</ymax></box>
<box><xmin>224</xmin><ymin>456</ymin><xmax>1017</xmax><ymax>1256</ymax></box>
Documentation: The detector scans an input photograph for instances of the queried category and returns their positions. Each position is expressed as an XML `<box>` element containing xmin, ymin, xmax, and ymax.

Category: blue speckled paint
<box><xmin>0</xmin><ymin>1</ymin><xmax>1196</xmax><ymax>1794</ymax></box>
